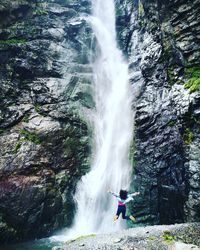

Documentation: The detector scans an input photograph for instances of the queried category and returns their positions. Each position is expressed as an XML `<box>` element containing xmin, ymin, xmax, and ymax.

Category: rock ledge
<box><xmin>53</xmin><ymin>223</ymin><xmax>200</xmax><ymax>250</ymax></box>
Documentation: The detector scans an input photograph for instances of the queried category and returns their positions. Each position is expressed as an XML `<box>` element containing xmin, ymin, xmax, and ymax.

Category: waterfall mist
<box><xmin>54</xmin><ymin>0</ymin><xmax>134</xmax><ymax>240</ymax></box>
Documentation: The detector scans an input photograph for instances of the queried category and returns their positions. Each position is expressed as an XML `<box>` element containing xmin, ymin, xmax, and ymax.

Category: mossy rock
<box><xmin>20</xmin><ymin>129</ymin><xmax>41</xmax><ymax>144</ymax></box>
<box><xmin>182</xmin><ymin>128</ymin><xmax>193</xmax><ymax>145</ymax></box>
<box><xmin>161</xmin><ymin>231</ymin><xmax>176</xmax><ymax>242</ymax></box>
<box><xmin>34</xmin><ymin>8</ymin><xmax>48</xmax><ymax>15</ymax></box>
<box><xmin>184</xmin><ymin>77</ymin><xmax>200</xmax><ymax>93</ymax></box>
<box><xmin>0</xmin><ymin>38</ymin><xmax>26</xmax><ymax>45</ymax></box>
<box><xmin>66</xmin><ymin>234</ymin><xmax>96</xmax><ymax>245</ymax></box>
<box><xmin>185</xmin><ymin>67</ymin><xmax>200</xmax><ymax>78</ymax></box>
<box><xmin>166</xmin><ymin>67</ymin><xmax>176</xmax><ymax>86</ymax></box>
<box><xmin>138</xmin><ymin>0</ymin><xmax>144</xmax><ymax>17</ymax></box>
<box><xmin>14</xmin><ymin>129</ymin><xmax>41</xmax><ymax>153</ymax></box>
<box><xmin>184</xmin><ymin>66</ymin><xmax>200</xmax><ymax>93</ymax></box>
<box><xmin>167</xmin><ymin>120</ymin><xmax>177</xmax><ymax>127</ymax></box>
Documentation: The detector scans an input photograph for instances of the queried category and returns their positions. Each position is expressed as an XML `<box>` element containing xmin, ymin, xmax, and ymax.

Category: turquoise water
<box><xmin>0</xmin><ymin>239</ymin><xmax>62</xmax><ymax>250</ymax></box>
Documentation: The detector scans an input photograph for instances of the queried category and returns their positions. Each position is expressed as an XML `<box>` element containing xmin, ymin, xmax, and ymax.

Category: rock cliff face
<box><xmin>116</xmin><ymin>0</ymin><xmax>200</xmax><ymax>225</ymax></box>
<box><xmin>0</xmin><ymin>0</ymin><xmax>93</xmax><ymax>243</ymax></box>
<box><xmin>0</xmin><ymin>0</ymin><xmax>199</xmax><ymax>244</ymax></box>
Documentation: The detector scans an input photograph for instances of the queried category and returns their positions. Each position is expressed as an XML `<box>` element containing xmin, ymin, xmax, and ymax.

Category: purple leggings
<box><xmin>116</xmin><ymin>205</ymin><xmax>130</xmax><ymax>220</ymax></box>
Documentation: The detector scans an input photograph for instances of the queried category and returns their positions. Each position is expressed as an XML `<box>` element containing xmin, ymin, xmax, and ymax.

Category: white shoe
<box><xmin>114</xmin><ymin>215</ymin><xmax>118</xmax><ymax>221</ymax></box>
<box><xmin>129</xmin><ymin>215</ymin><xmax>136</xmax><ymax>222</ymax></box>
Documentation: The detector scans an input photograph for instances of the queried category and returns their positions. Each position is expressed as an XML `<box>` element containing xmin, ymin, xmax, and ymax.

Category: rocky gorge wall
<box><xmin>116</xmin><ymin>0</ymin><xmax>200</xmax><ymax>225</ymax></box>
<box><xmin>0</xmin><ymin>0</ymin><xmax>94</xmax><ymax>243</ymax></box>
<box><xmin>0</xmin><ymin>0</ymin><xmax>199</xmax><ymax>244</ymax></box>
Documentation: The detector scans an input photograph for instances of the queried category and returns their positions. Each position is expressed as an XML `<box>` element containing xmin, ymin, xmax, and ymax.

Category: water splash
<box><xmin>53</xmin><ymin>0</ymin><xmax>134</xmax><ymax>241</ymax></box>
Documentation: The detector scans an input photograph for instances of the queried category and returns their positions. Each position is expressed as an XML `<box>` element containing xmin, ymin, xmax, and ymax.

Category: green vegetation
<box><xmin>34</xmin><ymin>104</ymin><xmax>41</xmax><ymax>113</ymax></box>
<box><xmin>20</xmin><ymin>129</ymin><xmax>41</xmax><ymax>144</ymax></box>
<box><xmin>167</xmin><ymin>120</ymin><xmax>177</xmax><ymax>127</ymax></box>
<box><xmin>183</xmin><ymin>128</ymin><xmax>193</xmax><ymax>145</ymax></box>
<box><xmin>148</xmin><ymin>236</ymin><xmax>157</xmax><ymax>241</ymax></box>
<box><xmin>34</xmin><ymin>8</ymin><xmax>48</xmax><ymax>15</ymax></box>
<box><xmin>0</xmin><ymin>38</ymin><xmax>26</xmax><ymax>45</ymax></box>
<box><xmin>161</xmin><ymin>39</ymin><xmax>177</xmax><ymax>86</ymax></box>
<box><xmin>161</xmin><ymin>43</ymin><xmax>171</xmax><ymax>61</ymax></box>
<box><xmin>166</xmin><ymin>67</ymin><xmax>183</xmax><ymax>86</ymax></box>
<box><xmin>166</xmin><ymin>66</ymin><xmax>200</xmax><ymax>90</ymax></box>
<box><xmin>184</xmin><ymin>78</ymin><xmax>200</xmax><ymax>93</ymax></box>
<box><xmin>22</xmin><ymin>115</ymin><xmax>29</xmax><ymax>123</ymax></box>
<box><xmin>14</xmin><ymin>129</ymin><xmax>41</xmax><ymax>153</ymax></box>
<box><xmin>185</xmin><ymin>67</ymin><xmax>200</xmax><ymax>78</ymax></box>
<box><xmin>184</xmin><ymin>67</ymin><xmax>200</xmax><ymax>93</ymax></box>
<box><xmin>161</xmin><ymin>231</ymin><xmax>176</xmax><ymax>242</ymax></box>
<box><xmin>14</xmin><ymin>140</ymin><xmax>23</xmax><ymax>154</ymax></box>
<box><xmin>66</xmin><ymin>234</ymin><xmax>96</xmax><ymax>245</ymax></box>
<box><xmin>167</xmin><ymin>67</ymin><xmax>175</xmax><ymax>85</ymax></box>
<box><xmin>138</xmin><ymin>0</ymin><xmax>144</xmax><ymax>16</ymax></box>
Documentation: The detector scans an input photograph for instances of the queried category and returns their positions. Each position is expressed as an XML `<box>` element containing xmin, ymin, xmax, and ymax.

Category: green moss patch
<box><xmin>184</xmin><ymin>67</ymin><xmax>200</xmax><ymax>93</ymax></box>
<box><xmin>34</xmin><ymin>104</ymin><xmax>41</xmax><ymax>113</ymax></box>
<box><xmin>66</xmin><ymin>234</ymin><xmax>96</xmax><ymax>245</ymax></box>
<box><xmin>184</xmin><ymin>78</ymin><xmax>200</xmax><ymax>93</ymax></box>
<box><xmin>185</xmin><ymin>67</ymin><xmax>200</xmax><ymax>78</ymax></box>
<box><xmin>20</xmin><ymin>129</ymin><xmax>41</xmax><ymax>144</ymax></box>
<box><xmin>138</xmin><ymin>0</ymin><xmax>144</xmax><ymax>17</ymax></box>
<box><xmin>34</xmin><ymin>8</ymin><xmax>48</xmax><ymax>15</ymax></box>
<box><xmin>14</xmin><ymin>129</ymin><xmax>41</xmax><ymax>153</ymax></box>
<box><xmin>161</xmin><ymin>231</ymin><xmax>176</xmax><ymax>242</ymax></box>
<box><xmin>14</xmin><ymin>139</ymin><xmax>24</xmax><ymax>154</ymax></box>
<box><xmin>0</xmin><ymin>38</ymin><xmax>26</xmax><ymax>45</ymax></box>
<box><xmin>167</xmin><ymin>120</ymin><xmax>177</xmax><ymax>127</ymax></box>
<box><xmin>22</xmin><ymin>115</ymin><xmax>29</xmax><ymax>123</ymax></box>
<box><xmin>183</xmin><ymin>128</ymin><xmax>193</xmax><ymax>145</ymax></box>
<box><xmin>148</xmin><ymin>236</ymin><xmax>157</xmax><ymax>241</ymax></box>
<box><xmin>167</xmin><ymin>67</ymin><xmax>175</xmax><ymax>85</ymax></box>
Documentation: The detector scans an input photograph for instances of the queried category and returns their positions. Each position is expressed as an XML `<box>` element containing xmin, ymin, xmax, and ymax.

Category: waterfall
<box><xmin>53</xmin><ymin>0</ymin><xmax>134</xmax><ymax>240</ymax></box>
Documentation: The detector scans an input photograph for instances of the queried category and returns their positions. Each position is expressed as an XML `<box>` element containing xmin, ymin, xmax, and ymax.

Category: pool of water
<box><xmin>0</xmin><ymin>238</ymin><xmax>62</xmax><ymax>250</ymax></box>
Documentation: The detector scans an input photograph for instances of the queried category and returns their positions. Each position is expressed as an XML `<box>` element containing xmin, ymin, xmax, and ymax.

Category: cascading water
<box><xmin>54</xmin><ymin>0</ymin><xmax>134</xmax><ymax>240</ymax></box>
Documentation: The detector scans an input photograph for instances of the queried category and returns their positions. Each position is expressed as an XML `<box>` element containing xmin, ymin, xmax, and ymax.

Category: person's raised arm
<box><xmin>108</xmin><ymin>190</ymin><xmax>119</xmax><ymax>198</ymax></box>
<box><xmin>129</xmin><ymin>192</ymin><xmax>140</xmax><ymax>197</ymax></box>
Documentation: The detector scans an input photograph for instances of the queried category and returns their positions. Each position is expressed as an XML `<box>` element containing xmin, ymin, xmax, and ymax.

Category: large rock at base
<box><xmin>54</xmin><ymin>223</ymin><xmax>200</xmax><ymax>250</ymax></box>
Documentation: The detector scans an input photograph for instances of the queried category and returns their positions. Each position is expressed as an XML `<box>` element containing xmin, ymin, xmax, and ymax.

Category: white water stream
<box><xmin>54</xmin><ymin>0</ymin><xmax>134</xmax><ymax>241</ymax></box>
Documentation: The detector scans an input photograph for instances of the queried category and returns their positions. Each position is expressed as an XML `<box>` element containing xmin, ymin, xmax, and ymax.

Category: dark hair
<box><xmin>119</xmin><ymin>190</ymin><xmax>128</xmax><ymax>200</ymax></box>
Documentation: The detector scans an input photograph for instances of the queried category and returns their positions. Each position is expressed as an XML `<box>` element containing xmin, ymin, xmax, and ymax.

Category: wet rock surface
<box><xmin>0</xmin><ymin>0</ymin><xmax>93</xmax><ymax>243</ymax></box>
<box><xmin>54</xmin><ymin>223</ymin><xmax>200</xmax><ymax>250</ymax></box>
<box><xmin>116</xmin><ymin>0</ymin><xmax>200</xmax><ymax>225</ymax></box>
